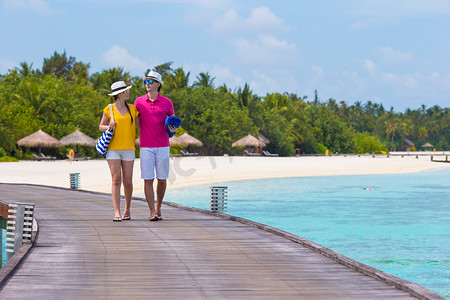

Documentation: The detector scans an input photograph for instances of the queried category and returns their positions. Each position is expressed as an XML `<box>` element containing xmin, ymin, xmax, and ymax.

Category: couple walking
<box><xmin>98</xmin><ymin>71</ymin><xmax>178</xmax><ymax>222</ymax></box>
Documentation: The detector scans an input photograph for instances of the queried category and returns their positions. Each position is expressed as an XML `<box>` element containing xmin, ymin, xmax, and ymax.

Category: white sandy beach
<box><xmin>0</xmin><ymin>155</ymin><xmax>448</xmax><ymax>195</ymax></box>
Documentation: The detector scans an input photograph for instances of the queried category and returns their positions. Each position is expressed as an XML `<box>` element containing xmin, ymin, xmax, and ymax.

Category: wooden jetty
<box><xmin>0</xmin><ymin>184</ymin><xmax>443</xmax><ymax>299</ymax></box>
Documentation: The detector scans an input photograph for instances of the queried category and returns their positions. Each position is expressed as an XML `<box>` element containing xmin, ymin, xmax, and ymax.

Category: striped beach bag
<box><xmin>96</xmin><ymin>104</ymin><xmax>115</xmax><ymax>156</ymax></box>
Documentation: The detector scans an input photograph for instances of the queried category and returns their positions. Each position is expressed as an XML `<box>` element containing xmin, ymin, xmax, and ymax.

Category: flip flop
<box><xmin>122</xmin><ymin>214</ymin><xmax>131</xmax><ymax>220</ymax></box>
<box><xmin>149</xmin><ymin>216</ymin><xmax>159</xmax><ymax>221</ymax></box>
<box><xmin>113</xmin><ymin>216</ymin><xmax>122</xmax><ymax>222</ymax></box>
<box><xmin>157</xmin><ymin>214</ymin><xmax>163</xmax><ymax>220</ymax></box>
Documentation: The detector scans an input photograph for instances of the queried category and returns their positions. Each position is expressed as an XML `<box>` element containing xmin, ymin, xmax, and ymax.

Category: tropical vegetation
<box><xmin>0</xmin><ymin>51</ymin><xmax>448</xmax><ymax>158</ymax></box>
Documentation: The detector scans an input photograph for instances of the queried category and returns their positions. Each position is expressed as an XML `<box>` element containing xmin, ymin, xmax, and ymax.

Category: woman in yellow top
<box><xmin>99</xmin><ymin>81</ymin><xmax>140</xmax><ymax>222</ymax></box>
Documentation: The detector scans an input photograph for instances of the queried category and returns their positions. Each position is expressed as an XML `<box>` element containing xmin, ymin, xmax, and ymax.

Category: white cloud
<box><xmin>310</xmin><ymin>66</ymin><xmax>324</xmax><ymax>80</ymax></box>
<box><xmin>101</xmin><ymin>45</ymin><xmax>147</xmax><ymax>74</ymax></box>
<box><xmin>352</xmin><ymin>0</ymin><xmax>450</xmax><ymax>18</ymax></box>
<box><xmin>380</xmin><ymin>72</ymin><xmax>419</xmax><ymax>89</ymax></box>
<box><xmin>209</xmin><ymin>9</ymin><xmax>241</xmax><ymax>34</ymax></box>
<box><xmin>209</xmin><ymin>6</ymin><xmax>288</xmax><ymax>36</ymax></box>
<box><xmin>377</xmin><ymin>47</ymin><xmax>414</xmax><ymax>65</ymax></box>
<box><xmin>234</xmin><ymin>35</ymin><xmax>298</xmax><ymax>66</ymax></box>
<box><xmin>211</xmin><ymin>65</ymin><xmax>232</xmax><ymax>84</ymax></box>
<box><xmin>244</xmin><ymin>7</ymin><xmax>288</xmax><ymax>33</ymax></box>
<box><xmin>349</xmin><ymin>0</ymin><xmax>450</xmax><ymax>31</ymax></box>
<box><xmin>429</xmin><ymin>72</ymin><xmax>440</xmax><ymax>80</ymax></box>
<box><xmin>3</xmin><ymin>0</ymin><xmax>49</xmax><ymax>13</ymax></box>
<box><xmin>403</xmin><ymin>73</ymin><xmax>419</xmax><ymax>88</ymax></box>
<box><xmin>248</xmin><ymin>69</ymin><xmax>277</xmax><ymax>95</ymax></box>
<box><xmin>172</xmin><ymin>0</ymin><xmax>230</xmax><ymax>9</ymax></box>
<box><xmin>361</xmin><ymin>59</ymin><xmax>377</xmax><ymax>75</ymax></box>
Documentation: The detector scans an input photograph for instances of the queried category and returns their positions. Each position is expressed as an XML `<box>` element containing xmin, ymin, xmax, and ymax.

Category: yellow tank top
<box><xmin>103</xmin><ymin>103</ymin><xmax>139</xmax><ymax>150</ymax></box>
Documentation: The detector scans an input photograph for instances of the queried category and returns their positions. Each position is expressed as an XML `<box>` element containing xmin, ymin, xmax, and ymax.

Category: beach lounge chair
<box><xmin>40</xmin><ymin>153</ymin><xmax>56</xmax><ymax>160</ymax></box>
<box><xmin>73</xmin><ymin>156</ymin><xmax>90</xmax><ymax>161</ymax></box>
<box><xmin>32</xmin><ymin>153</ymin><xmax>47</xmax><ymax>161</ymax></box>
<box><xmin>33</xmin><ymin>153</ymin><xmax>56</xmax><ymax>160</ymax></box>
<box><xmin>263</xmin><ymin>150</ymin><xmax>279</xmax><ymax>157</ymax></box>
<box><xmin>180</xmin><ymin>149</ymin><xmax>198</xmax><ymax>156</ymax></box>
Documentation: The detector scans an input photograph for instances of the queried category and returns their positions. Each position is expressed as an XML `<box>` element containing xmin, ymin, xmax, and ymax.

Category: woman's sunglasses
<box><xmin>144</xmin><ymin>79</ymin><xmax>157</xmax><ymax>84</ymax></box>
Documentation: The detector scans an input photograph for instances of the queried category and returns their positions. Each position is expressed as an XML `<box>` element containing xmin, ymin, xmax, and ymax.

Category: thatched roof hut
<box><xmin>178</xmin><ymin>133</ymin><xmax>203</xmax><ymax>147</ymax></box>
<box><xmin>17</xmin><ymin>129</ymin><xmax>62</xmax><ymax>152</ymax></box>
<box><xmin>169</xmin><ymin>135</ymin><xmax>187</xmax><ymax>147</ymax></box>
<box><xmin>232</xmin><ymin>134</ymin><xmax>266</xmax><ymax>148</ymax></box>
<box><xmin>421</xmin><ymin>142</ymin><xmax>433</xmax><ymax>148</ymax></box>
<box><xmin>258</xmin><ymin>133</ymin><xmax>270</xmax><ymax>145</ymax></box>
<box><xmin>60</xmin><ymin>129</ymin><xmax>96</xmax><ymax>146</ymax></box>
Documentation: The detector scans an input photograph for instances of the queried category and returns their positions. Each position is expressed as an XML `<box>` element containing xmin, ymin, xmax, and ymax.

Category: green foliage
<box><xmin>0</xmin><ymin>156</ymin><xmax>18</xmax><ymax>162</ymax></box>
<box><xmin>0</xmin><ymin>52</ymin><xmax>448</xmax><ymax>158</ymax></box>
<box><xmin>42</xmin><ymin>51</ymin><xmax>90</xmax><ymax>83</ymax></box>
<box><xmin>0</xmin><ymin>146</ymin><xmax>18</xmax><ymax>161</ymax></box>
<box><xmin>192</xmin><ymin>72</ymin><xmax>215</xmax><ymax>88</ymax></box>
<box><xmin>168</xmin><ymin>87</ymin><xmax>256</xmax><ymax>155</ymax></box>
<box><xmin>353</xmin><ymin>132</ymin><xmax>388</xmax><ymax>154</ymax></box>
<box><xmin>315</xmin><ymin>143</ymin><xmax>329</xmax><ymax>155</ymax></box>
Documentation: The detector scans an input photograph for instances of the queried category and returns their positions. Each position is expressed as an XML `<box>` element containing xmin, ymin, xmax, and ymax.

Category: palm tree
<box><xmin>90</xmin><ymin>67</ymin><xmax>130</xmax><ymax>93</ymax></box>
<box><xmin>236</xmin><ymin>83</ymin><xmax>252</xmax><ymax>107</ymax></box>
<box><xmin>16</xmin><ymin>62</ymin><xmax>35</xmax><ymax>77</ymax></box>
<box><xmin>192</xmin><ymin>72</ymin><xmax>215</xmax><ymax>88</ymax></box>
<box><xmin>42</xmin><ymin>51</ymin><xmax>76</xmax><ymax>80</ymax></box>
<box><xmin>167</xmin><ymin>67</ymin><xmax>190</xmax><ymax>90</ymax></box>
<box><xmin>14</xmin><ymin>79</ymin><xmax>49</xmax><ymax>115</ymax></box>
<box><xmin>385</xmin><ymin>120</ymin><xmax>398</xmax><ymax>144</ymax></box>
<box><xmin>418</xmin><ymin>126</ymin><xmax>429</xmax><ymax>141</ymax></box>
<box><xmin>151</xmin><ymin>62</ymin><xmax>173</xmax><ymax>77</ymax></box>
<box><xmin>400</xmin><ymin>119</ymin><xmax>413</xmax><ymax>137</ymax></box>
<box><xmin>69</xmin><ymin>62</ymin><xmax>90</xmax><ymax>84</ymax></box>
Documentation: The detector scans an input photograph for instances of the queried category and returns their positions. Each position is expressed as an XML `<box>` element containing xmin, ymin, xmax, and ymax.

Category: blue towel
<box><xmin>165</xmin><ymin>116</ymin><xmax>181</xmax><ymax>138</ymax></box>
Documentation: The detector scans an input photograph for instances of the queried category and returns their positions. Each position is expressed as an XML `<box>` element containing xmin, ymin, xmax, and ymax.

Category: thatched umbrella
<box><xmin>178</xmin><ymin>133</ymin><xmax>203</xmax><ymax>147</ymax></box>
<box><xmin>232</xmin><ymin>134</ymin><xmax>266</xmax><ymax>148</ymax></box>
<box><xmin>60</xmin><ymin>129</ymin><xmax>96</xmax><ymax>155</ymax></box>
<box><xmin>17</xmin><ymin>129</ymin><xmax>63</xmax><ymax>153</ymax></box>
<box><xmin>60</xmin><ymin>129</ymin><xmax>96</xmax><ymax>147</ymax></box>
<box><xmin>169</xmin><ymin>135</ymin><xmax>187</xmax><ymax>147</ymax></box>
<box><xmin>258</xmin><ymin>133</ymin><xmax>270</xmax><ymax>145</ymax></box>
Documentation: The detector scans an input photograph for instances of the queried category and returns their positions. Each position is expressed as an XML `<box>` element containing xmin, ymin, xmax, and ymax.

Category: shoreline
<box><xmin>0</xmin><ymin>155</ymin><xmax>448</xmax><ymax>194</ymax></box>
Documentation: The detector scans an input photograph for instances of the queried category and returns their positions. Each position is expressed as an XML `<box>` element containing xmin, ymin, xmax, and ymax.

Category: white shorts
<box><xmin>106</xmin><ymin>149</ymin><xmax>135</xmax><ymax>161</ymax></box>
<box><xmin>140</xmin><ymin>147</ymin><xmax>170</xmax><ymax>180</ymax></box>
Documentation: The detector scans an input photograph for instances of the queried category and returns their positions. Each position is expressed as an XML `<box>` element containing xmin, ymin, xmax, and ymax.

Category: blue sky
<box><xmin>1</xmin><ymin>0</ymin><xmax>449</xmax><ymax>111</ymax></box>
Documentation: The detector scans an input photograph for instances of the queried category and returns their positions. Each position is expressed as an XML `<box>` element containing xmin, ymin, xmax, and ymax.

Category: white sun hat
<box><xmin>108</xmin><ymin>81</ymin><xmax>132</xmax><ymax>96</ymax></box>
<box><xmin>145</xmin><ymin>70</ymin><xmax>164</xmax><ymax>84</ymax></box>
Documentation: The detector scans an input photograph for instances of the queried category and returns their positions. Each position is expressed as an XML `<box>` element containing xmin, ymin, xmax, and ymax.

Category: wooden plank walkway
<box><xmin>0</xmin><ymin>184</ymin><xmax>434</xmax><ymax>299</ymax></box>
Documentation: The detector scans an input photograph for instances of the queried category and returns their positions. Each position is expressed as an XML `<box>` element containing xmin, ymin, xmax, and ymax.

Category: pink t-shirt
<box><xmin>135</xmin><ymin>94</ymin><xmax>175</xmax><ymax>147</ymax></box>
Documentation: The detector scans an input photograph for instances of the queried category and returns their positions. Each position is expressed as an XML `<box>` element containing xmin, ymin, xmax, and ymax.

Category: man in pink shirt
<box><xmin>135</xmin><ymin>71</ymin><xmax>178</xmax><ymax>221</ymax></box>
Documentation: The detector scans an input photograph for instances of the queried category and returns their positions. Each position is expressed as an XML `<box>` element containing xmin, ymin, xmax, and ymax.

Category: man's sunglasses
<box><xmin>144</xmin><ymin>79</ymin><xmax>157</xmax><ymax>84</ymax></box>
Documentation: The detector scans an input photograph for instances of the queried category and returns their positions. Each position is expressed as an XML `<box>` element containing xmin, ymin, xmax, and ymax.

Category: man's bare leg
<box><xmin>155</xmin><ymin>179</ymin><xmax>167</xmax><ymax>219</ymax></box>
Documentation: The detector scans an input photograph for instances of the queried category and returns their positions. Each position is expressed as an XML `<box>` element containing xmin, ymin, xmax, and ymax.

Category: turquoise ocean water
<box><xmin>163</xmin><ymin>167</ymin><xmax>450</xmax><ymax>299</ymax></box>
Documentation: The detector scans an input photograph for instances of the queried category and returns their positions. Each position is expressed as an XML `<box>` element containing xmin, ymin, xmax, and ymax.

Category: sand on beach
<box><xmin>0</xmin><ymin>155</ymin><xmax>448</xmax><ymax>195</ymax></box>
